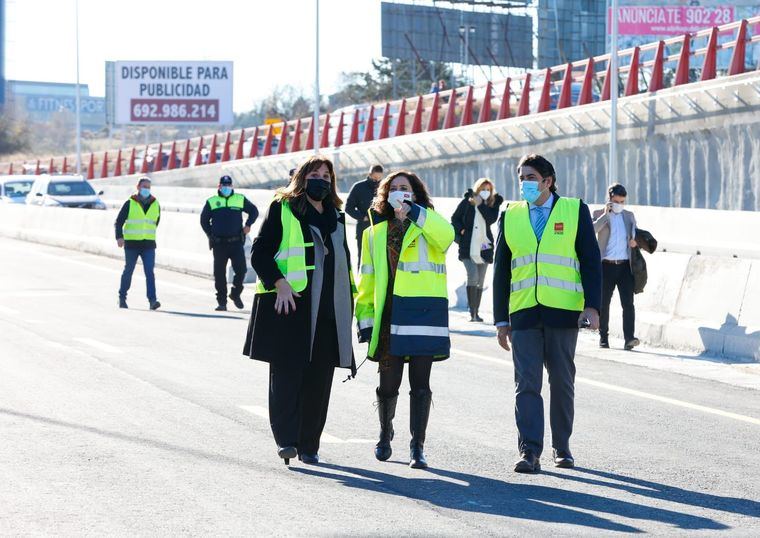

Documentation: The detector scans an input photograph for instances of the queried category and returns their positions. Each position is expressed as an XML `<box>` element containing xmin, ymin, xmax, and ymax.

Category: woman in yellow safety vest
<box><xmin>356</xmin><ymin>170</ymin><xmax>455</xmax><ymax>469</ymax></box>
<box><xmin>243</xmin><ymin>156</ymin><xmax>356</xmax><ymax>466</ymax></box>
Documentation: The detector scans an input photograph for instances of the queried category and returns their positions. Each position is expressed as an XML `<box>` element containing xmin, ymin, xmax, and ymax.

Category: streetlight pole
<box><xmin>312</xmin><ymin>0</ymin><xmax>320</xmax><ymax>154</ymax></box>
<box><xmin>74</xmin><ymin>0</ymin><xmax>82</xmax><ymax>174</ymax></box>
<box><xmin>609</xmin><ymin>0</ymin><xmax>619</xmax><ymax>185</ymax></box>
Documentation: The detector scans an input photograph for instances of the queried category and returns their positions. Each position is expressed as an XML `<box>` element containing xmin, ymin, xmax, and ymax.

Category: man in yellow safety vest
<box><xmin>115</xmin><ymin>176</ymin><xmax>161</xmax><ymax>310</ymax></box>
<box><xmin>493</xmin><ymin>154</ymin><xmax>602</xmax><ymax>474</ymax></box>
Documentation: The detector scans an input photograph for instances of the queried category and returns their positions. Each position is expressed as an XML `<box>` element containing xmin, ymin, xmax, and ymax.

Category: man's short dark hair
<box><xmin>517</xmin><ymin>154</ymin><xmax>557</xmax><ymax>192</ymax></box>
<box><xmin>369</xmin><ymin>164</ymin><xmax>384</xmax><ymax>175</ymax></box>
<box><xmin>608</xmin><ymin>183</ymin><xmax>627</xmax><ymax>198</ymax></box>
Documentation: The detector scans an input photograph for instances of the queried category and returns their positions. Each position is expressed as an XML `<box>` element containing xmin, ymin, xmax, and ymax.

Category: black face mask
<box><xmin>305</xmin><ymin>178</ymin><xmax>331</xmax><ymax>202</ymax></box>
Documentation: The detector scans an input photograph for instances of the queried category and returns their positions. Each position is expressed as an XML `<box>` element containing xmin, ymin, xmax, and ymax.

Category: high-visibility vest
<box><xmin>206</xmin><ymin>193</ymin><xmax>245</xmax><ymax>211</ymax></box>
<box><xmin>122</xmin><ymin>198</ymin><xmax>160</xmax><ymax>241</ymax></box>
<box><xmin>255</xmin><ymin>200</ymin><xmax>314</xmax><ymax>294</ymax></box>
<box><xmin>356</xmin><ymin>206</ymin><xmax>455</xmax><ymax>359</ymax></box>
<box><xmin>504</xmin><ymin>197</ymin><xmax>584</xmax><ymax>315</ymax></box>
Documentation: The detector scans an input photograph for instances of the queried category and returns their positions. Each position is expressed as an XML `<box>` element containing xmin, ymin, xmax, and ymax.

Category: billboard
<box><xmin>113</xmin><ymin>61</ymin><xmax>233</xmax><ymax>125</ymax></box>
<box><xmin>610</xmin><ymin>6</ymin><xmax>735</xmax><ymax>35</ymax></box>
<box><xmin>381</xmin><ymin>2</ymin><xmax>533</xmax><ymax>68</ymax></box>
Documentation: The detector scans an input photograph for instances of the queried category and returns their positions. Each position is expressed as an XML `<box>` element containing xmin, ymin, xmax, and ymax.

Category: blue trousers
<box><xmin>119</xmin><ymin>247</ymin><xmax>156</xmax><ymax>302</ymax></box>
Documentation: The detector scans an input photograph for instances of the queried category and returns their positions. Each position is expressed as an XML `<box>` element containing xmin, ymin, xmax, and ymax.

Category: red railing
<box><xmin>3</xmin><ymin>16</ymin><xmax>758</xmax><ymax>179</ymax></box>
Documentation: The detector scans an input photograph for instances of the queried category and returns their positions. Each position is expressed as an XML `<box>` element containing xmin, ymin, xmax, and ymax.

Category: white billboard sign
<box><xmin>114</xmin><ymin>61</ymin><xmax>233</xmax><ymax>125</ymax></box>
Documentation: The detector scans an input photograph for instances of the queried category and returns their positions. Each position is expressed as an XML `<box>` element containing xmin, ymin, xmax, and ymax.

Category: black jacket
<box><xmin>632</xmin><ymin>228</ymin><xmax>658</xmax><ymax>294</ymax></box>
<box><xmin>200</xmin><ymin>190</ymin><xmax>258</xmax><ymax>240</ymax></box>
<box><xmin>451</xmin><ymin>191</ymin><xmax>504</xmax><ymax>264</ymax></box>
<box><xmin>243</xmin><ymin>197</ymin><xmax>354</xmax><ymax>369</ymax></box>
<box><xmin>345</xmin><ymin>177</ymin><xmax>379</xmax><ymax>238</ymax></box>
<box><xmin>493</xmin><ymin>193</ymin><xmax>602</xmax><ymax>329</ymax></box>
<box><xmin>114</xmin><ymin>195</ymin><xmax>160</xmax><ymax>249</ymax></box>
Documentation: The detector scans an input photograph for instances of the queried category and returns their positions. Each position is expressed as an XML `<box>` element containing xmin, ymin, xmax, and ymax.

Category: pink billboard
<box><xmin>609</xmin><ymin>6</ymin><xmax>736</xmax><ymax>35</ymax></box>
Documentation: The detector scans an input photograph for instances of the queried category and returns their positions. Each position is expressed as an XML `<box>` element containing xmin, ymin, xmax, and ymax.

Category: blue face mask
<box><xmin>139</xmin><ymin>187</ymin><xmax>151</xmax><ymax>198</ymax></box>
<box><xmin>220</xmin><ymin>186</ymin><xmax>232</xmax><ymax>196</ymax></box>
<box><xmin>520</xmin><ymin>180</ymin><xmax>543</xmax><ymax>204</ymax></box>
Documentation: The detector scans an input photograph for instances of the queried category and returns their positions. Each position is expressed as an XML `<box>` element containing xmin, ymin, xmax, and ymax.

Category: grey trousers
<box><xmin>511</xmin><ymin>326</ymin><xmax>579</xmax><ymax>457</ymax></box>
<box><xmin>462</xmin><ymin>258</ymin><xmax>488</xmax><ymax>287</ymax></box>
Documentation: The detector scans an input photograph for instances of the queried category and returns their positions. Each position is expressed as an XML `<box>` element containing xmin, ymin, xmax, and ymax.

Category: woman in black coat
<box><xmin>450</xmin><ymin>178</ymin><xmax>503</xmax><ymax>322</ymax></box>
<box><xmin>243</xmin><ymin>155</ymin><xmax>355</xmax><ymax>465</ymax></box>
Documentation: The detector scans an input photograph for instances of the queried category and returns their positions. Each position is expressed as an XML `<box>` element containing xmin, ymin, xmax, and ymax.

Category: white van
<box><xmin>26</xmin><ymin>175</ymin><xmax>107</xmax><ymax>210</ymax></box>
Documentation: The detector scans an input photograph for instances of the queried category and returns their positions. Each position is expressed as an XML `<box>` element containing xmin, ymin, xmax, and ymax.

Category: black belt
<box><xmin>603</xmin><ymin>259</ymin><xmax>628</xmax><ymax>265</ymax></box>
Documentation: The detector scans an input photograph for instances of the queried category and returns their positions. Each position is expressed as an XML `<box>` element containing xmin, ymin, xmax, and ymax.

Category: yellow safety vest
<box><xmin>504</xmin><ymin>197</ymin><xmax>584</xmax><ymax>314</ymax></box>
<box><xmin>206</xmin><ymin>193</ymin><xmax>245</xmax><ymax>211</ymax></box>
<box><xmin>123</xmin><ymin>198</ymin><xmax>160</xmax><ymax>241</ymax></box>
<box><xmin>255</xmin><ymin>200</ymin><xmax>314</xmax><ymax>294</ymax></box>
<box><xmin>356</xmin><ymin>206</ymin><xmax>454</xmax><ymax>359</ymax></box>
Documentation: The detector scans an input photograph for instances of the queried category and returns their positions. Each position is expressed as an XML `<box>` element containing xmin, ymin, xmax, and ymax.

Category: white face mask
<box><xmin>388</xmin><ymin>190</ymin><xmax>413</xmax><ymax>209</ymax></box>
<box><xmin>611</xmin><ymin>202</ymin><xmax>624</xmax><ymax>214</ymax></box>
<box><xmin>479</xmin><ymin>190</ymin><xmax>491</xmax><ymax>201</ymax></box>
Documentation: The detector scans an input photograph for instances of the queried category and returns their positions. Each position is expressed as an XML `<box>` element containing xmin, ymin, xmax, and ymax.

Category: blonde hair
<box><xmin>471</xmin><ymin>177</ymin><xmax>496</xmax><ymax>207</ymax></box>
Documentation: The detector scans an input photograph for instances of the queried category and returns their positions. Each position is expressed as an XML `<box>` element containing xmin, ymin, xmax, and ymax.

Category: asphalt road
<box><xmin>1</xmin><ymin>237</ymin><xmax>759</xmax><ymax>536</ymax></box>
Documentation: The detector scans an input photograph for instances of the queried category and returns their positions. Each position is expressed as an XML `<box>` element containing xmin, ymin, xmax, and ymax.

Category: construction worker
<box><xmin>200</xmin><ymin>175</ymin><xmax>259</xmax><ymax>311</ymax></box>
<box><xmin>114</xmin><ymin>176</ymin><xmax>161</xmax><ymax>310</ymax></box>
<box><xmin>493</xmin><ymin>154</ymin><xmax>602</xmax><ymax>474</ymax></box>
<box><xmin>356</xmin><ymin>170</ymin><xmax>455</xmax><ymax>470</ymax></box>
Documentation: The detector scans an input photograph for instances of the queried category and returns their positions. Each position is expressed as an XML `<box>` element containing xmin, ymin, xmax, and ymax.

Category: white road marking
<box><xmin>73</xmin><ymin>338</ymin><xmax>124</xmax><ymax>354</ymax></box>
<box><xmin>239</xmin><ymin>405</ymin><xmax>374</xmax><ymax>444</ymax></box>
<box><xmin>451</xmin><ymin>348</ymin><xmax>760</xmax><ymax>427</ymax></box>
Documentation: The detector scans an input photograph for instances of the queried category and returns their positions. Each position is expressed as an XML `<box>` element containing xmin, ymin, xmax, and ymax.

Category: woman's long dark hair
<box><xmin>276</xmin><ymin>155</ymin><xmax>343</xmax><ymax>214</ymax></box>
<box><xmin>371</xmin><ymin>170</ymin><xmax>434</xmax><ymax>219</ymax></box>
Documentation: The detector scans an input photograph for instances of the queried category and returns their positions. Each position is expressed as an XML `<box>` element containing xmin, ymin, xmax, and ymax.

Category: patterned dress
<box><xmin>376</xmin><ymin>217</ymin><xmax>411</xmax><ymax>367</ymax></box>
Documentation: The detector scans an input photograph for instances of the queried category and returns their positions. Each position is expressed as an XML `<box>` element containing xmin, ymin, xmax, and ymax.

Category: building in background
<box><xmin>5</xmin><ymin>80</ymin><xmax>106</xmax><ymax>131</ymax></box>
<box><xmin>537</xmin><ymin>0</ymin><xmax>606</xmax><ymax>68</ymax></box>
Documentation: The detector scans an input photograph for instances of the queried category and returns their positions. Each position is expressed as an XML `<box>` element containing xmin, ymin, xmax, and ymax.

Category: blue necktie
<box><xmin>533</xmin><ymin>207</ymin><xmax>547</xmax><ymax>241</ymax></box>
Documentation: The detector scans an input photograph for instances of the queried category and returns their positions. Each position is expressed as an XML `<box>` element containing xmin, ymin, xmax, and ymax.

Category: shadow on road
<box><xmin>291</xmin><ymin>462</ymin><xmax>753</xmax><ymax>533</ymax></box>
<box><xmin>155</xmin><ymin>309</ymin><xmax>248</xmax><ymax>320</ymax></box>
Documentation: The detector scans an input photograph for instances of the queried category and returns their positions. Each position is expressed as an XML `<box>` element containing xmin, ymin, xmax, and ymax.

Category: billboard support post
<box><xmin>609</xmin><ymin>0</ymin><xmax>619</xmax><ymax>187</ymax></box>
<box><xmin>75</xmin><ymin>0</ymin><xmax>82</xmax><ymax>175</ymax></box>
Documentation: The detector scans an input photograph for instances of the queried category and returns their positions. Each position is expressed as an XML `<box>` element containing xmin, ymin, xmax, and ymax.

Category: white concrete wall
<box><xmin>2</xmin><ymin>190</ymin><xmax>758</xmax><ymax>361</ymax></box>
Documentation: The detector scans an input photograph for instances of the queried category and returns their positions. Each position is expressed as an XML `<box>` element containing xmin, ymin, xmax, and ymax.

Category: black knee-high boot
<box><xmin>466</xmin><ymin>286</ymin><xmax>477</xmax><ymax>321</ymax></box>
<box><xmin>473</xmin><ymin>287</ymin><xmax>484</xmax><ymax>322</ymax></box>
<box><xmin>375</xmin><ymin>388</ymin><xmax>397</xmax><ymax>461</ymax></box>
<box><xmin>409</xmin><ymin>389</ymin><xmax>432</xmax><ymax>469</ymax></box>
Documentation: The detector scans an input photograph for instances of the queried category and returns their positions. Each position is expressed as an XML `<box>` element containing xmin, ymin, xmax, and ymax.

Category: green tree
<box><xmin>0</xmin><ymin>109</ymin><xmax>31</xmax><ymax>156</ymax></box>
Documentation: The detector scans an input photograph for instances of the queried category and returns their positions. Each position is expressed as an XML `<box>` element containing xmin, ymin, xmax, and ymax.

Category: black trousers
<box><xmin>212</xmin><ymin>241</ymin><xmax>246</xmax><ymax>304</ymax></box>
<box><xmin>268</xmin><ymin>317</ymin><xmax>338</xmax><ymax>454</ymax></box>
<box><xmin>377</xmin><ymin>356</ymin><xmax>433</xmax><ymax>397</ymax></box>
<box><xmin>600</xmin><ymin>262</ymin><xmax>636</xmax><ymax>342</ymax></box>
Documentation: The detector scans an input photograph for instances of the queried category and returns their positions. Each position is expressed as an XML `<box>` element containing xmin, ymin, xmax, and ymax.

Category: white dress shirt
<box><xmin>604</xmin><ymin>212</ymin><xmax>628</xmax><ymax>260</ymax></box>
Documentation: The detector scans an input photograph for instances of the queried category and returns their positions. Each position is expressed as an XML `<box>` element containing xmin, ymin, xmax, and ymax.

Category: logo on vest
<box><xmin>554</xmin><ymin>222</ymin><xmax>564</xmax><ymax>234</ymax></box>
<box><xmin>216</xmin><ymin>201</ymin><xmax>222</xmax><ymax>207</ymax></box>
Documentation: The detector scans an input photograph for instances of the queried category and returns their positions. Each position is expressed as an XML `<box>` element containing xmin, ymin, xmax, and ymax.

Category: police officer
<box><xmin>115</xmin><ymin>176</ymin><xmax>161</xmax><ymax>310</ymax></box>
<box><xmin>200</xmin><ymin>175</ymin><xmax>259</xmax><ymax>311</ymax></box>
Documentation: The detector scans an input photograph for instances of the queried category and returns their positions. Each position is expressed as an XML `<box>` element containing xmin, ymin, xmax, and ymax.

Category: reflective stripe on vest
<box><xmin>504</xmin><ymin>197</ymin><xmax>584</xmax><ymax>314</ymax></box>
<box><xmin>123</xmin><ymin>199</ymin><xmax>160</xmax><ymax>241</ymax></box>
<box><xmin>255</xmin><ymin>200</ymin><xmax>314</xmax><ymax>294</ymax></box>
<box><xmin>207</xmin><ymin>193</ymin><xmax>245</xmax><ymax>210</ymax></box>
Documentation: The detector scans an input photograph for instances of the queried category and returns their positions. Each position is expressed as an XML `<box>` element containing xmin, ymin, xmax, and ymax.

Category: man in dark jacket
<box><xmin>493</xmin><ymin>154</ymin><xmax>602</xmax><ymax>474</ymax></box>
<box><xmin>345</xmin><ymin>164</ymin><xmax>384</xmax><ymax>266</ymax></box>
<box><xmin>200</xmin><ymin>175</ymin><xmax>258</xmax><ymax>311</ymax></box>
<box><xmin>115</xmin><ymin>176</ymin><xmax>161</xmax><ymax>310</ymax></box>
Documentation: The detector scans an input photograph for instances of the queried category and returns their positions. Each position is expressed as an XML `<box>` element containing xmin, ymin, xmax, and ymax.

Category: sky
<box><xmin>4</xmin><ymin>0</ymin><xmax>383</xmax><ymax>112</ymax></box>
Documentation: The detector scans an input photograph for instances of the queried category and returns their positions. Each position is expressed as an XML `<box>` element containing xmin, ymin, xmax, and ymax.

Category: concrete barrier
<box><xmin>2</xmin><ymin>190</ymin><xmax>758</xmax><ymax>361</ymax></box>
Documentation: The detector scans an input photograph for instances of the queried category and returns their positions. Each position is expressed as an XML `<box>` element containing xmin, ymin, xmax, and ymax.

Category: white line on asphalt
<box><xmin>73</xmin><ymin>338</ymin><xmax>124</xmax><ymax>354</ymax></box>
<box><xmin>451</xmin><ymin>348</ymin><xmax>760</xmax><ymax>427</ymax></box>
<box><xmin>239</xmin><ymin>405</ymin><xmax>374</xmax><ymax>444</ymax></box>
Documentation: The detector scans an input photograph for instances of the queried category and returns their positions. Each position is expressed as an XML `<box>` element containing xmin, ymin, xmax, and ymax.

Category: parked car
<box><xmin>0</xmin><ymin>176</ymin><xmax>35</xmax><ymax>204</ymax></box>
<box><xmin>26</xmin><ymin>175</ymin><xmax>107</xmax><ymax>210</ymax></box>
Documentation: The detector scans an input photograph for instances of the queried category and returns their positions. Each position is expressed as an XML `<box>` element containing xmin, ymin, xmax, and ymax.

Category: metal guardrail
<box><xmin>3</xmin><ymin>17</ymin><xmax>759</xmax><ymax>179</ymax></box>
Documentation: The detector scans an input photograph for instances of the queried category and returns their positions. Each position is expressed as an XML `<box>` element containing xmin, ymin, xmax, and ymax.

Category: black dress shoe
<box><xmin>553</xmin><ymin>449</ymin><xmax>575</xmax><ymax>468</ymax></box>
<box><xmin>215</xmin><ymin>304</ymin><xmax>227</xmax><ymax>312</ymax></box>
<box><xmin>118</xmin><ymin>298</ymin><xmax>128</xmax><ymax>309</ymax></box>
<box><xmin>298</xmin><ymin>453</ymin><xmax>319</xmax><ymax>464</ymax></box>
<box><xmin>599</xmin><ymin>338</ymin><xmax>609</xmax><ymax>348</ymax></box>
<box><xmin>277</xmin><ymin>446</ymin><xmax>297</xmax><ymax>464</ymax></box>
<box><xmin>149</xmin><ymin>301</ymin><xmax>161</xmax><ymax>311</ymax></box>
<box><xmin>624</xmin><ymin>338</ymin><xmax>640</xmax><ymax>350</ymax></box>
<box><xmin>229</xmin><ymin>293</ymin><xmax>244</xmax><ymax>309</ymax></box>
<box><xmin>514</xmin><ymin>452</ymin><xmax>541</xmax><ymax>473</ymax></box>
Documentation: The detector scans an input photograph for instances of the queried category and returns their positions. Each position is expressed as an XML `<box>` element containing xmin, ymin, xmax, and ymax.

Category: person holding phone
<box><xmin>356</xmin><ymin>170</ymin><xmax>455</xmax><ymax>469</ymax></box>
<box><xmin>493</xmin><ymin>154</ymin><xmax>601</xmax><ymax>473</ymax></box>
<box><xmin>243</xmin><ymin>156</ymin><xmax>356</xmax><ymax>465</ymax></box>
